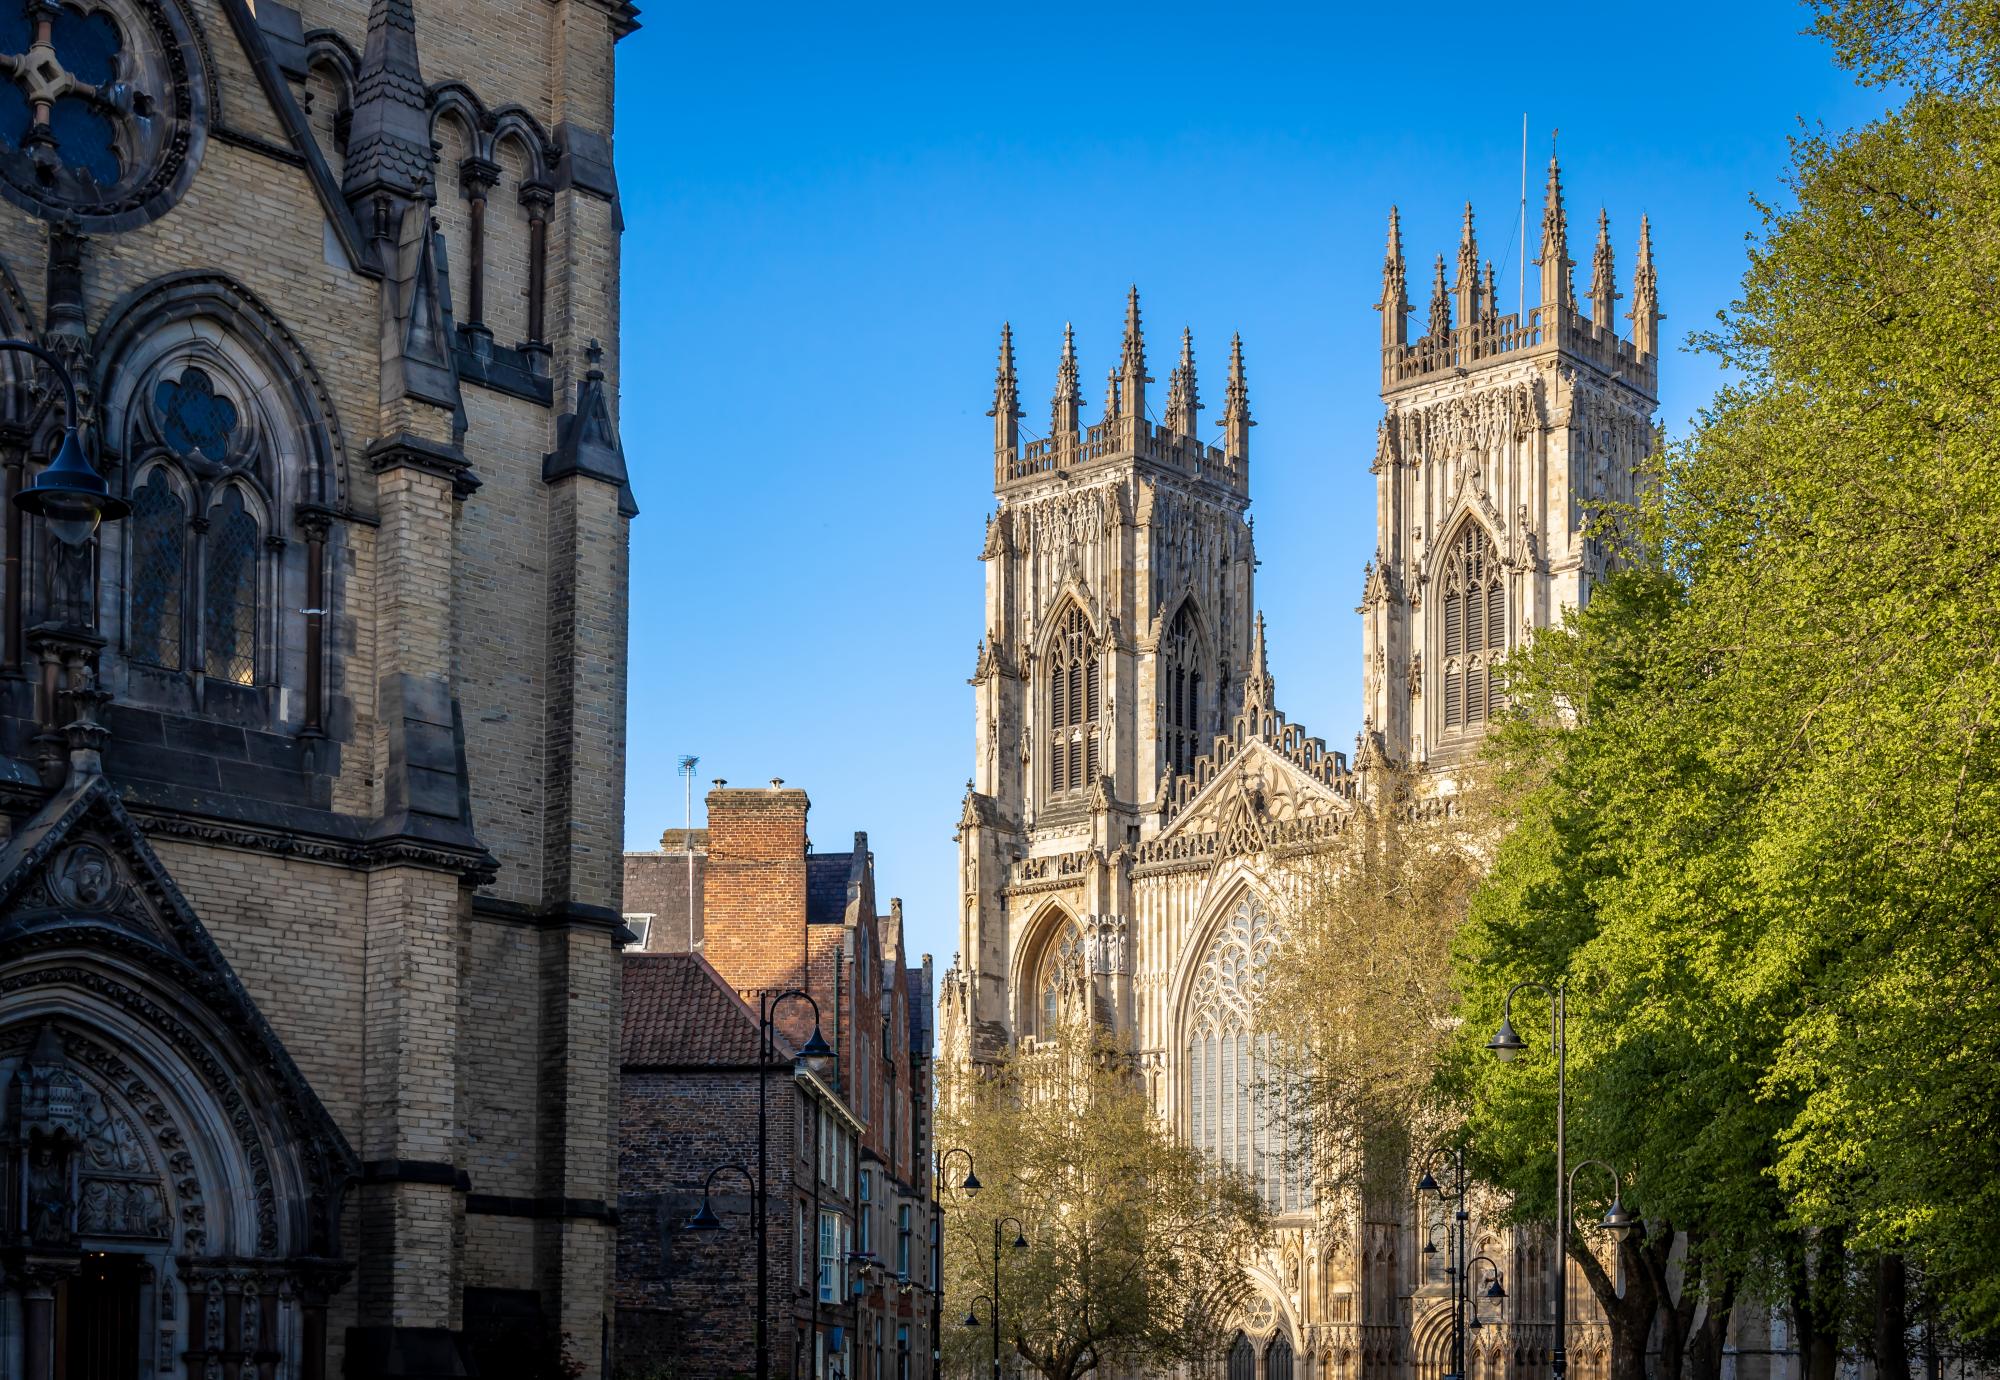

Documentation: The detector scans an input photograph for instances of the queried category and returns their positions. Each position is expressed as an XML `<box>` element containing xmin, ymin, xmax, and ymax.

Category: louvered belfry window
<box><xmin>1046</xmin><ymin>604</ymin><xmax>1100</xmax><ymax>797</ymax></box>
<box><xmin>1162</xmin><ymin>602</ymin><xmax>1203</xmax><ymax>778</ymax></box>
<box><xmin>1441</xmin><ymin>521</ymin><xmax>1505</xmax><ymax>731</ymax></box>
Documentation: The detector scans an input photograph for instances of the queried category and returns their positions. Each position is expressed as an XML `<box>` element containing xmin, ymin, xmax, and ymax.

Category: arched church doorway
<box><xmin>62</xmin><ymin>1252</ymin><xmax>146</xmax><ymax>1379</ymax></box>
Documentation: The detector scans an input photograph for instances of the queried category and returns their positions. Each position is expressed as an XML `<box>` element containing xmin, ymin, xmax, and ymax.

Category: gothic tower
<box><xmin>1361</xmin><ymin>161</ymin><xmax>1662</xmax><ymax>767</ymax></box>
<box><xmin>955</xmin><ymin>291</ymin><xmax>1258</xmax><ymax>1059</ymax></box>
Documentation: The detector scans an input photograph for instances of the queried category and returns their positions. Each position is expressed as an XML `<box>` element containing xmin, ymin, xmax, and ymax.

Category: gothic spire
<box><xmin>1119</xmin><ymin>284</ymin><xmax>1150</xmax><ymax>419</ymax></box>
<box><xmin>988</xmin><ymin>322</ymin><xmax>1021</xmax><ymax>457</ymax></box>
<box><xmin>1379</xmin><ymin>205</ymin><xmax>1409</xmax><ymax>348</ymax></box>
<box><xmin>1051</xmin><ymin>321</ymin><xmax>1080</xmax><ymax>441</ymax></box>
<box><xmin>1426</xmin><ymin>253</ymin><xmax>1452</xmax><ymax>341</ymax></box>
<box><xmin>1223</xmin><ymin>331</ymin><xmax>1254</xmax><ymax>461</ymax></box>
<box><xmin>1245</xmin><ymin>611</ymin><xmax>1275</xmax><ymax>710</ymax></box>
<box><xmin>1630</xmin><ymin>213</ymin><xmax>1663</xmax><ymax>356</ymax></box>
<box><xmin>1535</xmin><ymin>152</ymin><xmax>1574</xmax><ymax>312</ymax></box>
<box><xmin>343</xmin><ymin>0</ymin><xmax>432</xmax><ymax>241</ymax></box>
<box><xmin>1454</xmin><ymin>202</ymin><xmax>1481</xmax><ymax>327</ymax></box>
<box><xmin>1166</xmin><ymin>327</ymin><xmax>1200</xmax><ymax>437</ymax></box>
<box><xmin>1104</xmin><ymin>365</ymin><xmax>1122</xmax><ymax>421</ymax></box>
<box><xmin>1482</xmin><ymin>259</ymin><xmax>1499</xmax><ymax>322</ymax></box>
<box><xmin>1586</xmin><ymin>208</ymin><xmax>1619</xmax><ymax>326</ymax></box>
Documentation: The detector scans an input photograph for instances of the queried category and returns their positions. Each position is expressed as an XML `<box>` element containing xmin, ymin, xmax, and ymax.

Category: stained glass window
<box><xmin>1037</xmin><ymin>921</ymin><xmax>1082</xmax><ymax>1035</ymax></box>
<box><xmin>1186</xmin><ymin>897</ymin><xmax>1311</xmax><ymax>1213</ymax></box>
<box><xmin>0</xmin><ymin>3</ymin><xmax>132</xmax><ymax>184</ymax></box>
<box><xmin>202</xmin><ymin>488</ymin><xmax>257</xmax><ymax>685</ymax></box>
<box><xmin>128</xmin><ymin>470</ymin><xmax>183</xmax><ymax>669</ymax></box>
<box><xmin>156</xmin><ymin>370</ymin><xmax>240</xmax><ymax>462</ymax></box>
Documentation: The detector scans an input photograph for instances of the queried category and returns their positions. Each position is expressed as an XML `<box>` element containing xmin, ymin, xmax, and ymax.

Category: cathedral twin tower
<box><xmin>942</xmin><ymin>154</ymin><xmax>1662</xmax><ymax>1372</ymax></box>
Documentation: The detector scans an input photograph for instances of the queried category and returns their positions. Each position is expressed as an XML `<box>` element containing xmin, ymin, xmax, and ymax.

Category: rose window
<box><xmin>0</xmin><ymin>0</ymin><xmax>204</xmax><ymax>226</ymax></box>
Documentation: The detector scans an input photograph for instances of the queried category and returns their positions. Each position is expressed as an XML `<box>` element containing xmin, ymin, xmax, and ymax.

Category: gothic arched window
<box><xmin>1045</xmin><ymin>604</ymin><xmax>1100</xmax><ymax>798</ymax></box>
<box><xmin>1036</xmin><ymin>919</ymin><xmax>1083</xmax><ymax>1037</ymax></box>
<box><xmin>1227</xmin><ymin>1334</ymin><xmax>1255</xmax><ymax>1380</ymax></box>
<box><xmin>202</xmin><ymin>488</ymin><xmax>258</xmax><ymax>685</ymax></box>
<box><xmin>1267</xmin><ymin>1335</ymin><xmax>1295</xmax><ymax>1380</ymax></box>
<box><xmin>1186</xmin><ymin>896</ymin><xmax>1309</xmax><ymax>1213</ymax></box>
<box><xmin>128</xmin><ymin>469</ymin><xmax>185</xmax><ymax>670</ymax></box>
<box><xmin>1441</xmin><ymin>521</ymin><xmax>1505</xmax><ymax>731</ymax></box>
<box><xmin>1162</xmin><ymin>602</ymin><xmax>1203</xmax><ymax>778</ymax></box>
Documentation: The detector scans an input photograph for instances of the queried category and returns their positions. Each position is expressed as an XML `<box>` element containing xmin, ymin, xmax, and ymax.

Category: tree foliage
<box><xmin>1449</xmin><ymin>0</ymin><xmax>2000</xmax><ymax>1363</ymax></box>
<box><xmin>937</xmin><ymin>1005</ymin><xmax>1267</xmax><ymax>1380</ymax></box>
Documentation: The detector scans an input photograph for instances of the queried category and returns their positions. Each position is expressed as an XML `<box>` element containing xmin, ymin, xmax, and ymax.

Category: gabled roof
<box><xmin>621</xmin><ymin>952</ymin><xmax>795</xmax><ymax>1067</ymax></box>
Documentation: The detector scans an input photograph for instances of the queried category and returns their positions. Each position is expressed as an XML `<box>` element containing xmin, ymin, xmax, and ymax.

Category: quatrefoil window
<box><xmin>0</xmin><ymin>0</ymin><xmax>202</xmax><ymax>228</ymax></box>
<box><xmin>155</xmin><ymin>369</ymin><xmax>237</xmax><ymax>462</ymax></box>
<box><xmin>0</xmin><ymin>1</ymin><xmax>147</xmax><ymax>187</ymax></box>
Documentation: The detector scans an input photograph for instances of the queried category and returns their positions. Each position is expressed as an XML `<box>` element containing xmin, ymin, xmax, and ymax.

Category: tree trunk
<box><xmin>1636</xmin><ymin>1222</ymin><xmax>1694</xmax><ymax>1380</ymax></box>
<box><xmin>1686</xmin><ymin>1273</ymin><xmax>1738</xmax><ymax>1380</ymax></box>
<box><xmin>1572</xmin><ymin>1228</ymin><xmax>1661</xmax><ymax>1380</ymax></box>
<box><xmin>1874</xmin><ymin>1254</ymin><xmax>1910</xmax><ymax>1380</ymax></box>
<box><xmin>1789</xmin><ymin>1230</ymin><xmax>1845</xmax><ymax>1380</ymax></box>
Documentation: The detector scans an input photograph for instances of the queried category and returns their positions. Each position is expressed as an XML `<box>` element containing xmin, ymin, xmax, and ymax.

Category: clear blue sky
<box><xmin>613</xmin><ymin>2</ymin><xmax>1892</xmax><ymax>979</ymax></box>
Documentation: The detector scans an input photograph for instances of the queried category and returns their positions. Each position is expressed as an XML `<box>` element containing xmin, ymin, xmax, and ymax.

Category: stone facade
<box><xmin>938</xmin><ymin>166</ymin><xmax>1663</xmax><ymax>1380</ymax></box>
<box><xmin>618</xmin><ymin>787</ymin><xmax>937</xmax><ymax>1380</ymax></box>
<box><xmin>0</xmin><ymin>0</ymin><xmax>637</xmax><ymax>1373</ymax></box>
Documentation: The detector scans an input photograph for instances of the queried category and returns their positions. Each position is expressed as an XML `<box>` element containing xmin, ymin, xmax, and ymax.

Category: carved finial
<box><xmin>1482</xmin><ymin>260</ymin><xmax>1498</xmax><ymax>322</ymax></box>
<box><xmin>1455</xmin><ymin>201</ymin><xmax>1480</xmax><ymax>327</ymax></box>
<box><xmin>1427</xmin><ymin>253</ymin><xmax>1452</xmax><ymax>341</ymax></box>
<box><xmin>343</xmin><ymin>0</ymin><xmax>432</xmax><ymax>226</ymax></box>
<box><xmin>1166</xmin><ymin>326</ymin><xmax>1200</xmax><ymax>437</ymax></box>
<box><xmin>1120</xmin><ymin>285</ymin><xmax>1150</xmax><ymax>418</ymax></box>
<box><xmin>1630</xmin><ymin>213</ymin><xmax>1663</xmax><ymax>356</ymax></box>
<box><xmin>1587</xmin><ymin>208</ymin><xmax>1618</xmax><ymax>326</ymax></box>
<box><xmin>1245</xmin><ymin>611</ymin><xmax>1275</xmax><ymax>710</ymax></box>
<box><xmin>1379</xmin><ymin>205</ymin><xmax>1409</xmax><ymax>348</ymax></box>
<box><xmin>1104</xmin><ymin>365</ymin><xmax>1121</xmax><ymax>421</ymax></box>
<box><xmin>988</xmin><ymin>322</ymin><xmax>1021</xmax><ymax>457</ymax></box>
<box><xmin>1535</xmin><ymin>149</ymin><xmax>1574</xmax><ymax>312</ymax></box>
<box><xmin>1222</xmin><ymin>332</ymin><xmax>1254</xmax><ymax>462</ymax></box>
<box><xmin>1051</xmin><ymin>320</ymin><xmax>1080</xmax><ymax>442</ymax></box>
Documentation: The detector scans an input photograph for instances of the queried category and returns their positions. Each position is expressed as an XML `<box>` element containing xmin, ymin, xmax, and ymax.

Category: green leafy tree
<box><xmin>1450</xmin><ymin>2</ymin><xmax>2000</xmax><ymax>1369</ymax></box>
<box><xmin>937</xmin><ymin>1003</ymin><xmax>1268</xmax><ymax>1380</ymax></box>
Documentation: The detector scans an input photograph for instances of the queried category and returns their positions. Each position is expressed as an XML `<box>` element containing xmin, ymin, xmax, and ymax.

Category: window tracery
<box><xmin>1440</xmin><ymin>521</ymin><xmax>1505</xmax><ymax>732</ymax></box>
<box><xmin>127</xmin><ymin>467</ymin><xmax>183</xmax><ymax>670</ymax></box>
<box><xmin>1162</xmin><ymin>601</ymin><xmax>1203</xmax><ymax>778</ymax></box>
<box><xmin>1035</xmin><ymin>918</ymin><xmax>1082</xmax><ymax>1037</ymax></box>
<box><xmin>1186</xmin><ymin>895</ymin><xmax>1309</xmax><ymax>1213</ymax></box>
<box><xmin>1045</xmin><ymin>603</ymin><xmax>1100</xmax><ymax>798</ymax></box>
<box><xmin>0</xmin><ymin>0</ymin><xmax>207</xmax><ymax>227</ymax></box>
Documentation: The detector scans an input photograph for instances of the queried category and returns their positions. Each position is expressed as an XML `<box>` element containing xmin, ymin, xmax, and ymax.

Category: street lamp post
<box><xmin>687</xmin><ymin>989</ymin><xmax>833</xmax><ymax>1380</ymax></box>
<box><xmin>934</xmin><ymin>1147</ymin><xmax>981</xmax><ymax>1380</ymax></box>
<box><xmin>990</xmin><ymin>1216</ymin><xmax>1026</xmax><ymax>1380</ymax></box>
<box><xmin>1418</xmin><ymin>1145</ymin><xmax>1471</xmax><ymax>1380</ymax></box>
<box><xmin>1466</xmin><ymin>1254</ymin><xmax>1508</xmax><ymax>1346</ymax></box>
<box><xmin>1487</xmin><ymin>979</ymin><xmax>1568</xmax><ymax>1380</ymax></box>
<box><xmin>3</xmin><ymin>339</ymin><xmax>127</xmax><ymax>545</ymax></box>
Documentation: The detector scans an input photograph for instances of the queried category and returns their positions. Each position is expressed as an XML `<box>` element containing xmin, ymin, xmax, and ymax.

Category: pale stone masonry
<box><xmin>0</xmin><ymin>0</ymin><xmax>636</xmax><ymax>1374</ymax></box>
<box><xmin>941</xmin><ymin>166</ymin><xmax>1672</xmax><ymax>1380</ymax></box>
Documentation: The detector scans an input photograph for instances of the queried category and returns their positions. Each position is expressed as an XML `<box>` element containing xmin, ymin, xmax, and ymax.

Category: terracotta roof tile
<box><xmin>621</xmin><ymin>952</ymin><xmax>795</xmax><ymax>1067</ymax></box>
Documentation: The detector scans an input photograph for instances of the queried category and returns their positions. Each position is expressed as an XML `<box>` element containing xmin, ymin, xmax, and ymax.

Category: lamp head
<box><xmin>961</xmin><ymin>1308</ymin><xmax>980</xmax><ymax>1329</ymax></box>
<box><xmin>1012</xmin><ymin>1231</ymin><xmax>1028</xmax><ymax>1250</ymax></box>
<box><xmin>1486</xmin><ymin>1013</ymin><xmax>1526</xmax><ymax>1062</ymax></box>
<box><xmin>683</xmin><ymin>1200</ymin><xmax>722</xmax><ymax>1232</ymax></box>
<box><xmin>1485</xmin><ymin>1275</ymin><xmax>1507</xmax><ymax>1300</ymax></box>
<box><xmin>1602</xmin><ymin>1195</ymin><xmax>1640</xmax><ymax>1237</ymax></box>
<box><xmin>1416</xmin><ymin>1169</ymin><xmax>1440</xmax><ymax>1194</ymax></box>
<box><xmin>1423</xmin><ymin>1240</ymin><xmax>1438</xmax><ymax>1257</ymax></box>
<box><xmin>797</xmin><ymin>1023</ymin><xmax>834</xmax><ymax>1060</ymax></box>
<box><xmin>16</xmin><ymin>427</ymin><xmax>125</xmax><ymax>545</ymax></box>
<box><xmin>961</xmin><ymin>1169</ymin><xmax>982</xmax><ymax>1199</ymax></box>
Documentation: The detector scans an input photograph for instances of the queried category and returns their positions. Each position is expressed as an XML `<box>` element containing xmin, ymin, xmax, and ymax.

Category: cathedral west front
<box><xmin>939</xmin><ymin>158</ymin><xmax>1663</xmax><ymax>1380</ymax></box>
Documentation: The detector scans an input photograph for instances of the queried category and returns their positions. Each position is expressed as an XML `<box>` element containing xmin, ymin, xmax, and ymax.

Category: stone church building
<box><xmin>0</xmin><ymin>0</ymin><xmax>634</xmax><ymax>1372</ymax></box>
<box><xmin>939</xmin><ymin>161</ymin><xmax>1661</xmax><ymax>1379</ymax></box>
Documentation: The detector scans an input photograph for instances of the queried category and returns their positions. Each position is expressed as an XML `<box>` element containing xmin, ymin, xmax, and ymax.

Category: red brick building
<box><xmin>617</xmin><ymin>784</ymin><xmax>937</xmax><ymax>1379</ymax></box>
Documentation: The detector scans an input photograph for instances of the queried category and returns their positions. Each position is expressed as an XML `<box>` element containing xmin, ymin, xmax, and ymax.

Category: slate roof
<box><xmin>906</xmin><ymin>968</ymin><xmax>933</xmax><ymax>1053</ymax></box>
<box><xmin>621</xmin><ymin>952</ymin><xmax>794</xmax><ymax>1067</ymax></box>
<box><xmin>805</xmin><ymin>852</ymin><xmax>852</xmax><ymax>924</ymax></box>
